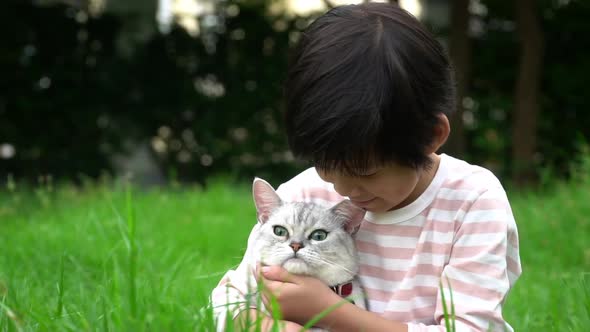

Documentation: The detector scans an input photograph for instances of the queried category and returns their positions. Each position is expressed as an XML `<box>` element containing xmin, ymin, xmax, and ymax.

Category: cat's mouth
<box><xmin>281</xmin><ymin>257</ymin><xmax>309</xmax><ymax>274</ymax></box>
<box><xmin>286</xmin><ymin>257</ymin><xmax>301</xmax><ymax>261</ymax></box>
<box><xmin>283</xmin><ymin>256</ymin><xmax>305</xmax><ymax>264</ymax></box>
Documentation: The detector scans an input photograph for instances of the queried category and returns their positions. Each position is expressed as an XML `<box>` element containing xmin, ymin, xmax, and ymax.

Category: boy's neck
<box><xmin>393</xmin><ymin>153</ymin><xmax>441</xmax><ymax>210</ymax></box>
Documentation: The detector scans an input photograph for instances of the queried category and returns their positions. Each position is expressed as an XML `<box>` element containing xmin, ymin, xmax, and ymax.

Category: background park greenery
<box><xmin>1</xmin><ymin>0</ymin><xmax>589</xmax><ymax>186</ymax></box>
<box><xmin>1</xmin><ymin>0</ymin><xmax>589</xmax><ymax>330</ymax></box>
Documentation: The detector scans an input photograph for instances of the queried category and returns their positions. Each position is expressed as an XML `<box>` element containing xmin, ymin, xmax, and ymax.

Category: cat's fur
<box><xmin>251</xmin><ymin>177</ymin><xmax>367</xmax><ymax>310</ymax></box>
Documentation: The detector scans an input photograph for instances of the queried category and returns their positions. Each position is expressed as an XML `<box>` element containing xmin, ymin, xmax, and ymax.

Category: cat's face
<box><xmin>251</xmin><ymin>178</ymin><xmax>365</xmax><ymax>286</ymax></box>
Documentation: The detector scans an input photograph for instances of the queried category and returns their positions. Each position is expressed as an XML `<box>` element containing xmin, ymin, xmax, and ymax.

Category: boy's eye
<box><xmin>358</xmin><ymin>169</ymin><xmax>379</xmax><ymax>177</ymax></box>
<box><xmin>273</xmin><ymin>226</ymin><xmax>289</xmax><ymax>237</ymax></box>
<box><xmin>348</xmin><ymin>167</ymin><xmax>379</xmax><ymax>178</ymax></box>
<box><xmin>355</xmin><ymin>172</ymin><xmax>376</xmax><ymax>178</ymax></box>
<box><xmin>309</xmin><ymin>230</ymin><xmax>328</xmax><ymax>241</ymax></box>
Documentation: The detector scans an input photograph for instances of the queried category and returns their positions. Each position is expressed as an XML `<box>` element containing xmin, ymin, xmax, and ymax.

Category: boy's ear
<box><xmin>429</xmin><ymin>113</ymin><xmax>451</xmax><ymax>154</ymax></box>
<box><xmin>252</xmin><ymin>177</ymin><xmax>282</xmax><ymax>224</ymax></box>
<box><xmin>330</xmin><ymin>199</ymin><xmax>366</xmax><ymax>234</ymax></box>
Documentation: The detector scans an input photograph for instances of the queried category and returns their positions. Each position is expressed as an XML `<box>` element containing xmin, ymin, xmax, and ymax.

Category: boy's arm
<box><xmin>259</xmin><ymin>266</ymin><xmax>410</xmax><ymax>332</ymax></box>
<box><xmin>234</xmin><ymin>309</ymin><xmax>303</xmax><ymax>332</ymax></box>
<box><xmin>407</xmin><ymin>187</ymin><xmax>521</xmax><ymax>332</ymax></box>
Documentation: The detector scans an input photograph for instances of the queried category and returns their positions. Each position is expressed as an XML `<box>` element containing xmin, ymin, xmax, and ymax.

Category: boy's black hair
<box><xmin>284</xmin><ymin>2</ymin><xmax>456</xmax><ymax>173</ymax></box>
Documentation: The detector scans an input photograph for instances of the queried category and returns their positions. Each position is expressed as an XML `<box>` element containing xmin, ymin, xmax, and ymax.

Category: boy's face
<box><xmin>317</xmin><ymin>162</ymin><xmax>425</xmax><ymax>213</ymax></box>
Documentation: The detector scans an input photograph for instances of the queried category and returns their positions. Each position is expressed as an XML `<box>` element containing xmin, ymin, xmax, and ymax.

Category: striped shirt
<box><xmin>211</xmin><ymin>154</ymin><xmax>521</xmax><ymax>332</ymax></box>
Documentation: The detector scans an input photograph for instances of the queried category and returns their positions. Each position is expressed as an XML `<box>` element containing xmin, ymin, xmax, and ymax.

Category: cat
<box><xmin>250</xmin><ymin>177</ymin><xmax>367</xmax><ymax>318</ymax></box>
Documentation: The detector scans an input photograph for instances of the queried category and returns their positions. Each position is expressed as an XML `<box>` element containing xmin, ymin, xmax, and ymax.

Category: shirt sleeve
<box><xmin>407</xmin><ymin>188</ymin><xmax>522</xmax><ymax>332</ymax></box>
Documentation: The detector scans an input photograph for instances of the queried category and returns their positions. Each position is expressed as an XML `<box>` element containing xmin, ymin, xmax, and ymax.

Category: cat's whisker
<box><xmin>303</xmin><ymin>251</ymin><xmax>356</xmax><ymax>276</ymax></box>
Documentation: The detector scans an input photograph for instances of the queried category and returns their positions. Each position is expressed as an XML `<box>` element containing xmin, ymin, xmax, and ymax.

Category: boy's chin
<box><xmin>370</xmin><ymin>200</ymin><xmax>404</xmax><ymax>213</ymax></box>
<box><xmin>354</xmin><ymin>199</ymin><xmax>394</xmax><ymax>213</ymax></box>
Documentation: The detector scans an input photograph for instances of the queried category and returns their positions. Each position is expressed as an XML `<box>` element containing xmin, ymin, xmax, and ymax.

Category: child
<box><xmin>211</xmin><ymin>2</ymin><xmax>521</xmax><ymax>331</ymax></box>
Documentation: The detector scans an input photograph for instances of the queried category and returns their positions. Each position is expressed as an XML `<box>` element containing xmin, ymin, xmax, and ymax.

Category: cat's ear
<box><xmin>330</xmin><ymin>199</ymin><xmax>366</xmax><ymax>234</ymax></box>
<box><xmin>252</xmin><ymin>177</ymin><xmax>282</xmax><ymax>224</ymax></box>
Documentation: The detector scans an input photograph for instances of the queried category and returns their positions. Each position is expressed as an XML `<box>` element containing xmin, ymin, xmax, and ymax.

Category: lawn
<box><xmin>0</xmin><ymin>175</ymin><xmax>589</xmax><ymax>331</ymax></box>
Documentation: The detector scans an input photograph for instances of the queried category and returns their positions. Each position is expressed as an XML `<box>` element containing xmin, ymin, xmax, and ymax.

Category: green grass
<box><xmin>0</xmin><ymin>173</ymin><xmax>589</xmax><ymax>331</ymax></box>
<box><xmin>0</xmin><ymin>180</ymin><xmax>256</xmax><ymax>331</ymax></box>
<box><xmin>503</xmin><ymin>178</ymin><xmax>590</xmax><ymax>331</ymax></box>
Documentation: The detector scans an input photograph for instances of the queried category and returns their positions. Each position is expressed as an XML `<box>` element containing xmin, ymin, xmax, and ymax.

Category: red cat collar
<box><xmin>330</xmin><ymin>282</ymin><xmax>353</xmax><ymax>297</ymax></box>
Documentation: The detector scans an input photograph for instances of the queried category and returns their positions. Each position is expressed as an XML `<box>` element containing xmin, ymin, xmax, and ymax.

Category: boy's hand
<box><xmin>276</xmin><ymin>320</ymin><xmax>305</xmax><ymax>332</ymax></box>
<box><xmin>235</xmin><ymin>309</ymin><xmax>304</xmax><ymax>332</ymax></box>
<box><xmin>257</xmin><ymin>265</ymin><xmax>341</xmax><ymax>325</ymax></box>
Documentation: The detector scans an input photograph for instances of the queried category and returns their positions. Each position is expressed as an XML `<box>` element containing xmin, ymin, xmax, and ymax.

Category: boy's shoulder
<box><xmin>441</xmin><ymin>154</ymin><xmax>504</xmax><ymax>194</ymax></box>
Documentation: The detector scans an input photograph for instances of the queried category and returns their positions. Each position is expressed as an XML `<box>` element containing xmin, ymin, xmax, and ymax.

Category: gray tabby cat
<box><xmin>251</xmin><ymin>178</ymin><xmax>367</xmax><ymax>312</ymax></box>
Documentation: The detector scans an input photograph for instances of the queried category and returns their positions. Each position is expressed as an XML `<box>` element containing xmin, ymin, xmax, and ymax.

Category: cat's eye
<box><xmin>309</xmin><ymin>230</ymin><xmax>328</xmax><ymax>241</ymax></box>
<box><xmin>273</xmin><ymin>226</ymin><xmax>289</xmax><ymax>237</ymax></box>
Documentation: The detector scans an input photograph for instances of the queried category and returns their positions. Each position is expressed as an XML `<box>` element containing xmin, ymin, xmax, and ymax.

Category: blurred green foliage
<box><xmin>0</xmin><ymin>0</ymin><xmax>589</xmax><ymax>186</ymax></box>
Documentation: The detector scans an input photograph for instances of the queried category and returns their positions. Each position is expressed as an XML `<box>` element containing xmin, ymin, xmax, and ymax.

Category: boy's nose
<box><xmin>333</xmin><ymin>178</ymin><xmax>360</xmax><ymax>197</ymax></box>
<box><xmin>318</xmin><ymin>170</ymin><xmax>361</xmax><ymax>197</ymax></box>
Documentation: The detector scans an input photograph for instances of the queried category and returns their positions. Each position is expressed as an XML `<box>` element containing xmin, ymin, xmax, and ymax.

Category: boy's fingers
<box><xmin>254</xmin><ymin>262</ymin><xmax>263</xmax><ymax>281</ymax></box>
<box><xmin>260</xmin><ymin>280</ymin><xmax>283</xmax><ymax>309</ymax></box>
<box><xmin>261</xmin><ymin>265</ymin><xmax>299</xmax><ymax>284</ymax></box>
<box><xmin>263</xmin><ymin>280</ymin><xmax>284</xmax><ymax>293</ymax></box>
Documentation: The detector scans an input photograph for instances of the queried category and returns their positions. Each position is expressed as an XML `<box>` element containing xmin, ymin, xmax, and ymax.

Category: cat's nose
<box><xmin>290</xmin><ymin>242</ymin><xmax>304</xmax><ymax>252</ymax></box>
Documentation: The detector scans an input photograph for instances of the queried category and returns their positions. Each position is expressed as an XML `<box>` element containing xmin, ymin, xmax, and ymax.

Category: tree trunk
<box><xmin>445</xmin><ymin>0</ymin><xmax>470</xmax><ymax>157</ymax></box>
<box><xmin>512</xmin><ymin>0</ymin><xmax>544</xmax><ymax>186</ymax></box>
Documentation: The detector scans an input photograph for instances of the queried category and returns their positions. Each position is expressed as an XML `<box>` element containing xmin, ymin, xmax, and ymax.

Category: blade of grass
<box><xmin>300</xmin><ymin>298</ymin><xmax>349</xmax><ymax>330</ymax></box>
<box><xmin>448</xmin><ymin>277</ymin><xmax>456</xmax><ymax>332</ymax></box>
<box><xmin>101</xmin><ymin>295</ymin><xmax>110</xmax><ymax>332</ymax></box>
<box><xmin>110</xmin><ymin>256</ymin><xmax>122</xmax><ymax>328</ymax></box>
<box><xmin>126</xmin><ymin>185</ymin><xmax>137</xmax><ymax>319</ymax></box>
<box><xmin>55</xmin><ymin>253</ymin><xmax>65</xmax><ymax>318</ymax></box>
<box><xmin>439</xmin><ymin>280</ymin><xmax>453</xmax><ymax>332</ymax></box>
<box><xmin>0</xmin><ymin>301</ymin><xmax>24</xmax><ymax>332</ymax></box>
<box><xmin>582</xmin><ymin>273</ymin><xmax>590</xmax><ymax>321</ymax></box>
<box><xmin>0</xmin><ymin>295</ymin><xmax>6</xmax><ymax>330</ymax></box>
